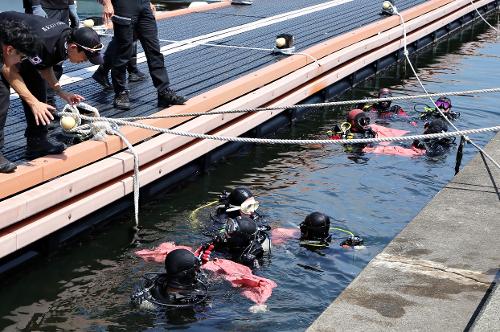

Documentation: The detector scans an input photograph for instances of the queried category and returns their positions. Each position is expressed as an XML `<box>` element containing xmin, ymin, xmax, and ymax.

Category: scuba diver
<box><xmin>416</xmin><ymin>96</ymin><xmax>460</xmax><ymax>121</ymax></box>
<box><xmin>412</xmin><ymin>119</ymin><xmax>455</xmax><ymax>157</ymax></box>
<box><xmin>211</xmin><ymin>187</ymin><xmax>263</xmax><ymax>224</ymax></box>
<box><xmin>329</xmin><ymin>109</ymin><xmax>376</xmax><ymax>140</ymax></box>
<box><xmin>299</xmin><ymin>212</ymin><xmax>363</xmax><ymax>249</ymax></box>
<box><xmin>199</xmin><ymin>215</ymin><xmax>271</xmax><ymax>268</ymax></box>
<box><xmin>361</xmin><ymin>88</ymin><xmax>408</xmax><ymax>118</ymax></box>
<box><xmin>131</xmin><ymin>248</ymin><xmax>208</xmax><ymax>310</ymax></box>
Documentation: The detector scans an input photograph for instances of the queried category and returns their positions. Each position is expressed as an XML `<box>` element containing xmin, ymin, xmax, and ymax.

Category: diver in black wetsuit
<box><xmin>412</xmin><ymin>119</ymin><xmax>455</xmax><ymax>157</ymax></box>
<box><xmin>361</xmin><ymin>88</ymin><xmax>408</xmax><ymax>118</ymax></box>
<box><xmin>299</xmin><ymin>212</ymin><xmax>363</xmax><ymax>249</ymax></box>
<box><xmin>211</xmin><ymin>187</ymin><xmax>264</xmax><ymax>224</ymax></box>
<box><xmin>132</xmin><ymin>249</ymin><xmax>208</xmax><ymax>310</ymax></box>
<box><xmin>199</xmin><ymin>215</ymin><xmax>271</xmax><ymax>268</ymax></box>
<box><xmin>418</xmin><ymin>96</ymin><xmax>460</xmax><ymax>121</ymax></box>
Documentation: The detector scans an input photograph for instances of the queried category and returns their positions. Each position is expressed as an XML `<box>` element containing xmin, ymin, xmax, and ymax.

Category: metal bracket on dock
<box><xmin>231</xmin><ymin>0</ymin><xmax>253</xmax><ymax>5</ymax></box>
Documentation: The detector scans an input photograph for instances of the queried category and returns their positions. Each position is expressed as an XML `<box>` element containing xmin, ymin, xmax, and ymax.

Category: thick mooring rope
<box><xmin>59</xmin><ymin>111</ymin><xmax>500</xmax><ymax>145</ymax></box>
<box><xmin>115</xmin><ymin>87</ymin><xmax>500</xmax><ymax>121</ymax></box>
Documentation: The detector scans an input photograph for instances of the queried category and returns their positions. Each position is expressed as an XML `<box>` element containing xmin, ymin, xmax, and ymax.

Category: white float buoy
<box><xmin>83</xmin><ymin>19</ymin><xmax>95</xmax><ymax>28</ymax></box>
<box><xmin>275</xmin><ymin>37</ymin><xmax>287</xmax><ymax>48</ymax></box>
<box><xmin>60</xmin><ymin>116</ymin><xmax>77</xmax><ymax>131</ymax></box>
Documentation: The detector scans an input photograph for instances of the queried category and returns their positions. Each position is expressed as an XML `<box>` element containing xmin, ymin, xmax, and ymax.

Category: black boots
<box><xmin>158</xmin><ymin>89</ymin><xmax>186</xmax><ymax>108</ymax></box>
<box><xmin>0</xmin><ymin>153</ymin><xmax>16</xmax><ymax>173</ymax></box>
<box><xmin>114</xmin><ymin>91</ymin><xmax>130</xmax><ymax>110</ymax></box>
<box><xmin>26</xmin><ymin>135</ymin><xmax>66</xmax><ymax>160</ymax></box>
<box><xmin>128</xmin><ymin>70</ymin><xmax>146</xmax><ymax>82</ymax></box>
<box><xmin>92</xmin><ymin>66</ymin><xmax>113</xmax><ymax>91</ymax></box>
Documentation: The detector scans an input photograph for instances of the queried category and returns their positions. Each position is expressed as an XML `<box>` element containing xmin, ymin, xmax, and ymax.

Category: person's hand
<box><xmin>59</xmin><ymin>91</ymin><xmax>85</xmax><ymax>105</ymax></box>
<box><xmin>150</xmin><ymin>2</ymin><xmax>157</xmax><ymax>16</ymax></box>
<box><xmin>30</xmin><ymin>101</ymin><xmax>55</xmax><ymax>126</ymax></box>
<box><xmin>32</xmin><ymin>5</ymin><xmax>48</xmax><ymax>18</ymax></box>
<box><xmin>103</xmin><ymin>1</ymin><xmax>114</xmax><ymax>21</ymax></box>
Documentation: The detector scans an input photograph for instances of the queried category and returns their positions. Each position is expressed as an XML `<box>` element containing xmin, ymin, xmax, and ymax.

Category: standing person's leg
<box><xmin>19</xmin><ymin>61</ymin><xmax>65</xmax><ymax>159</ymax></box>
<box><xmin>136</xmin><ymin>1</ymin><xmax>185</xmax><ymax>107</ymax></box>
<box><xmin>110</xmin><ymin>14</ymin><xmax>135</xmax><ymax>109</ymax></box>
<box><xmin>92</xmin><ymin>37</ymin><xmax>116</xmax><ymax>90</ymax></box>
<box><xmin>127</xmin><ymin>40</ymin><xmax>146</xmax><ymax>82</ymax></box>
<box><xmin>69</xmin><ymin>1</ymin><xmax>80</xmax><ymax>28</ymax></box>
<box><xmin>0</xmin><ymin>74</ymin><xmax>16</xmax><ymax>173</ymax></box>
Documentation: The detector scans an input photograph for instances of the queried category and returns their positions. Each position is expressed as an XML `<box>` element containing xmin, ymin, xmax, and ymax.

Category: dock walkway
<box><xmin>307</xmin><ymin>132</ymin><xmax>500</xmax><ymax>331</ymax></box>
<box><xmin>4</xmin><ymin>0</ymin><xmax>426</xmax><ymax>162</ymax></box>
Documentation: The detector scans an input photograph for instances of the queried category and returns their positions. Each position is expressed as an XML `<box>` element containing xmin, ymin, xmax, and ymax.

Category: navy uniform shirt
<box><xmin>24</xmin><ymin>1</ymin><xmax>71</xmax><ymax>10</ymax></box>
<box><xmin>0</xmin><ymin>11</ymin><xmax>71</xmax><ymax>69</ymax></box>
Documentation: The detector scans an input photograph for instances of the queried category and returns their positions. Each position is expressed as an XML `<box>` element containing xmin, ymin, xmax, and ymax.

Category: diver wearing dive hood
<box><xmin>200</xmin><ymin>215</ymin><xmax>271</xmax><ymax>267</ymax></box>
<box><xmin>299</xmin><ymin>212</ymin><xmax>363</xmax><ymax>249</ymax></box>
<box><xmin>361</xmin><ymin>88</ymin><xmax>408</xmax><ymax>118</ymax></box>
<box><xmin>418</xmin><ymin>96</ymin><xmax>459</xmax><ymax>121</ymax></box>
<box><xmin>330</xmin><ymin>109</ymin><xmax>376</xmax><ymax>140</ymax></box>
<box><xmin>412</xmin><ymin>119</ymin><xmax>455</xmax><ymax>157</ymax></box>
<box><xmin>212</xmin><ymin>187</ymin><xmax>263</xmax><ymax>223</ymax></box>
<box><xmin>132</xmin><ymin>249</ymin><xmax>208</xmax><ymax>309</ymax></box>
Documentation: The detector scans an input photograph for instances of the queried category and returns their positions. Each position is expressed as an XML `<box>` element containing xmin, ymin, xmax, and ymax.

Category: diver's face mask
<box><xmin>356</xmin><ymin>115</ymin><xmax>371</xmax><ymax>130</ymax></box>
<box><xmin>226</xmin><ymin>197</ymin><xmax>260</xmax><ymax>215</ymax></box>
<box><xmin>435</xmin><ymin>99</ymin><xmax>451</xmax><ymax>112</ymax></box>
<box><xmin>378</xmin><ymin>93</ymin><xmax>392</xmax><ymax>110</ymax></box>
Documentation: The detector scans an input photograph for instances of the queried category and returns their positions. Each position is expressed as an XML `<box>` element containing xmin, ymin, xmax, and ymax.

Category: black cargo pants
<box><xmin>110</xmin><ymin>0</ymin><xmax>169</xmax><ymax>94</ymax></box>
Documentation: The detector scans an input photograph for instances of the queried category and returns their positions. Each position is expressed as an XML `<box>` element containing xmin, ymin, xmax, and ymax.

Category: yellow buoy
<box><xmin>60</xmin><ymin>116</ymin><xmax>77</xmax><ymax>131</ymax></box>
<box><xmin>382</xmin><ymin>1</ymin><xmax>392</xmax><ymax>10</ymax></box>
<box><xmin>275</xmin><ymin>37</ymin><xmax>287</xmax><ymax>48</ymax></box>
<box><xmin>83</xmin><ymin>19</ymin><xmax>95</xmax><ymax>28</ymax></box>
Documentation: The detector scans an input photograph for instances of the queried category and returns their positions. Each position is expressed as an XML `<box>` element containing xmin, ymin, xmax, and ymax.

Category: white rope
<box><xmin>60</xmin><ymin>103</ymin><xmax>140</xmax><ymax>227</ymax></box>
<box><xmin>112</xmin><ymin>127</ymin><xmax>140</xmax><ymax>228</ymax></box>
<box><xmin>58</xmin><ymin>111</ymin><xmax>500</xmax><ymax>145</ymax></box>
<box><xmin>158</xmin><ymin>38</ymin><xmax>321</xmax><ymax>66</ymax></box>
<box><xmin>116</xmin><ymin>87</ymin><xmax>500</xmax><ymax>121</ymax></box>
<box><xmin>469</xmin><ymin>0</ymin><xmax>499</xmax><ymax>35</ymax></box>
<box><xmin>393</xmin><ymin>3</ymin><xmax>500</xmax><ymax>170</ymax></box>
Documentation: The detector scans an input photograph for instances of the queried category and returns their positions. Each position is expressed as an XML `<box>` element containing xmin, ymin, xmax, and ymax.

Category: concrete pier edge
<box><xmin>307</xmin><ymin>132</ymin><xmax>500</xmax><ymax>331</ymax></box>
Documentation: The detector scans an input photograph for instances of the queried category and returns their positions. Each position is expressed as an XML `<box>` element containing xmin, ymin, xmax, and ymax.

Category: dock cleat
<box><xmin>273</xmin><ymin>34</ymin><xmax>295</xmax><ymax>55</ymax></box>
<box><xmin>231</xmin><ymin>0</ymin><xmax>253</xmax><ymax>5</ymax></box>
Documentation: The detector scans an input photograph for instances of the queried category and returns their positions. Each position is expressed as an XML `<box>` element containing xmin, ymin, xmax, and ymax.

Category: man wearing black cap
<box><xmin>0</xmin><ymin>11</ymin><xmax>103</xmax><ymax>159</ymax></box>
<box><xmin>0</xmin><ymin>18</ymin><xmax>40</xmax><ymax>172</ymax></box>
<box><xmin>100</xmin><ymin>0</ymin><xmax>186</xmax><ymax>110</ymax></box>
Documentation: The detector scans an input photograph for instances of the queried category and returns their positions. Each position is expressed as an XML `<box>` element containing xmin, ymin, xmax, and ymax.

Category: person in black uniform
<box><xmin>0</xmin><ymin>18</ymin><xmax>39</xmax><ymax>172</ymax></box>
<box><xmin>100</xmin><ymin>0</ymin><xmax>186</xmax><ymax>110</ymax></box>
<box><xmin>0</xmin><ymin>11</ymin><xmax>103</xmax><ymax>159</ymax></box>
<box><xmin>92</xmin><ymin>40</ymin><xmax>146</xmax><ymax>91</ymax></box>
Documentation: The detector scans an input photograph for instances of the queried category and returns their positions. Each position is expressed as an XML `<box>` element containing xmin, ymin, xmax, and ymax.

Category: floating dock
<box><xmin>0</xmin><ymin>0</ymin><xmax>498</xmax><ymax>272</ymax></box>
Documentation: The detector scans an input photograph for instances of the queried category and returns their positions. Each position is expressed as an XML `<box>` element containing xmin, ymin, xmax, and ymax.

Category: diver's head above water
<box><xmin>377</xmin><ymin>87</ymin><xmax>393</xmax><ymax>111</ymax></box>
<box><xmin>222</xmin><ymin>187</ymin><xmax>260</xmax><ymax>218</ymax></box>
<box><xmin>347</xmin><ymin>109</ymin><xmax>371</xmax><ymax>133</ymax></box>
<box><xmin>300</xmin><ymin>212</ymin><xmax>331</xmax><ymax>242</ymax></box>
<box><xmin>164</xmin><ymin>249</ymin><xmax>201</xmax><ymax>290</ymax></box>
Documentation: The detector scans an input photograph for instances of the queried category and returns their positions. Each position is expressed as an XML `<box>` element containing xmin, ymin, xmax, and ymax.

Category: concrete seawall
<box><xmin>308</xmin><ymin>132</ymin><xmax>500</xmax><ymax>331</ymax></box>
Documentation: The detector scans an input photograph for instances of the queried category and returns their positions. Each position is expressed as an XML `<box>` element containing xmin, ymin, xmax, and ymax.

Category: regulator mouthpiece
<box><xmin>273</xmin><ymin>34</ymin><xmax>295</xmax><ymax>55</ymax></box>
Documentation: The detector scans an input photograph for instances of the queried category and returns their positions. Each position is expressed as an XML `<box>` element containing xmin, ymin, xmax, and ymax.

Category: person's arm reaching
<box><xmin>39</xmin><ymin>67</ymin><xmax>85</xmax><ymax>105</ymax></box>
<box><xmin>2</xmin><ymin>64</ymin><xmax>54</xmax><ymax>126</ymax></box>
